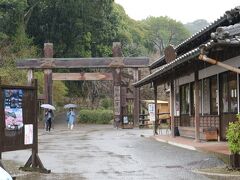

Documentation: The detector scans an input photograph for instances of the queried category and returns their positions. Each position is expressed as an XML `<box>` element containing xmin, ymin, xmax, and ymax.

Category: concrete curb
<box><xmin>193</xmin><ymin>169</ymin><xmax>240</xmax><ymax>180</ymax></box>
<box><xmin>152</xmin><ymin>136</ymin><xmax>196</xmax><ymax>151</ymax></box>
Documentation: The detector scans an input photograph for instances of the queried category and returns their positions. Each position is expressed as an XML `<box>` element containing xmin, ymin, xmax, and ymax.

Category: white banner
<box><xmin>148</xmin><ymin>104</ymin><xmax>155</xmax><ymax>121</ymax></box>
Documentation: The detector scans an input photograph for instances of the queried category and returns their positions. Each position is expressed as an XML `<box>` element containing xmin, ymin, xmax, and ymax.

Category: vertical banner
<box><xmin>148</xmin><ymin>103</ymin><xmax>155</xmax><ymax>121</ymax></box>
<box><xmin>4</xmin><ymin>89</ymin><xmax>24</xmax><ymax>134</ymax></box>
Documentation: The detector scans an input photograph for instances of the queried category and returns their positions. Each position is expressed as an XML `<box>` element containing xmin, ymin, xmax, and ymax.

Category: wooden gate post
<box><xmin>43</xmin><ymin>43</ymin><xmax>53</xmax><ymax>104</ymax></box>
<box><xmin>133</xmin><ymin>68</ymin><xmax>140</xmax><ymax>127</ymax></box>
<box><xmin>111</xmin><ymin>42</ymin><xmax>123</xmax><ymax>127</ymax></box>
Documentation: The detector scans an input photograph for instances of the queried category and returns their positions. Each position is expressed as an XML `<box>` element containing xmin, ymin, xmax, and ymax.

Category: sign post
<box><xmin>0</xmin><ymin>80</ymin><xmax>50</xmax><ymax>174</ymax></box>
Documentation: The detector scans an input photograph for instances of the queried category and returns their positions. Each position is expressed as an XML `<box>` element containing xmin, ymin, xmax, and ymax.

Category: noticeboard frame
<box><xmin>0</xmin><ymin>80</ymin><xmax>50</xmax><ymax>174</ymax></box>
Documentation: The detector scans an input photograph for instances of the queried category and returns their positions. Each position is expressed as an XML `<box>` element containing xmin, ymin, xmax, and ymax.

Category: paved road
<box><xmin>2</xmin><ymin>115</ymin><xmax>224</xmax><ymax>180</ymax></box>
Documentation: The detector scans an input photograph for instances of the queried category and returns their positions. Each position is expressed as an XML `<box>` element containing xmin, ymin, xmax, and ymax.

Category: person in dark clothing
<box><xmin>45</xmin><ymin>109</ymin><xmax>54</xmax><ymax>132</ymax></box>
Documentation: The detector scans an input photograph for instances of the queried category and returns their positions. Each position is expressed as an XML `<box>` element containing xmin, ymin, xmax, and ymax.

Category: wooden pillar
<box><xmin>44</xmin><ymin>69</ymin><xmax>53</xmax><ymax>104</ymax></box>
<box><xmin>32</xmin><ymin>79</ymin><xmax>38</xmax><ymax>167</ymax></box>
<box><xmin>27</xmin><ymin>69</ymin><xmax>33</xmax><ymax>85</ymax></box>
<box><xmin>0</xmin><ymin>79</ymin><xmax>3</xmax><ymax>169</ymax></box>
<box><xmin>112</xmin><ymin>42</ymin><xmax>123</xmax><ymax>126</ymax></box>
<box><xmin>170</xmin><ymin>81</ymin><xmax>175</xmax><ymax>137</ymax></box>
<box><xmin>154</xmin><ymin>83</ymin><xmax>158</xmax><ymax>135</ymax></box>
<box><xmin>133</xmin><ymin>68</ymin><xmax>140</xmax><ymax>127</ymax></box>
<box><xmin>43</xmin><ymin>43</ymin><xmax>53</xmax><ymax>104</ymax></box>
<box><xmin>194</xmin><ymin>71</ymin><xmax>200</xmax><ymax>142</ymax></box>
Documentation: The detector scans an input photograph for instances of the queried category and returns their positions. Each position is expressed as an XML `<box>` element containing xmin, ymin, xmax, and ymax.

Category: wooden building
<box><xmin>134</xmin><ymin>6</ymin><xmax>240</xmax><ymax>141</ymax></box>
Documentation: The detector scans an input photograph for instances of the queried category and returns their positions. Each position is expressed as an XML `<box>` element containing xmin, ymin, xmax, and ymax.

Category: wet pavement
<box><xmin>2</xmin><ymin>121</ymin><xmax>225</xmax><ymax>180</ymax></box>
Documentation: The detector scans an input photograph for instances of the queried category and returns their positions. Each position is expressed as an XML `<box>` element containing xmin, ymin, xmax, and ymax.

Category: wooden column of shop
<box><xmin>170</xmin><ymin>81</ymin><xmax>175</xmax><ymax>137</ymax></box>
<box><xmin>154</xmin><ymin>83</ymin><xmax>158</xmax><ymax>135</ymax></box>
<box><xmin>112</xmin><ymin>42</ymin><xmax>123</xmax><ymax>126</ymax></box>
<box><xmin>194</xmin><ymin>71</ymin><xmax>200</xmax><ymax>142</ymax></box>
<box><xmin>43</xmin><ymin>43</ymin><xmax>53</xmax><ymax>104</ymax></box>
<box><xmin>133</xmin><ymin>68</ymin><xmax>140</xmax><ymax>126</ymax></box>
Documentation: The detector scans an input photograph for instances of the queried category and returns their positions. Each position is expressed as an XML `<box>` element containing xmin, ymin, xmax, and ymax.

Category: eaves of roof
<box><xmin>134</xmin><ymin>48</ymin><xmax>200</xmax><ymax>87</ymax></box>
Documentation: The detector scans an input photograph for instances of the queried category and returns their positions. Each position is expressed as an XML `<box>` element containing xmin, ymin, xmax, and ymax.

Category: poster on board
<box><xmin>24</xmin><ymin>124</ymin><xmax>33</xmax><ymax>145</ymax></box>
<box><xmin>148</xmin><ymin>103</ymin><xmax>155</xmax><ymax>121</ymax></box>
<box><xmin>4</xmin><ymin>89</ymin><xmax>24</xmax><ymax>132</ymax></box>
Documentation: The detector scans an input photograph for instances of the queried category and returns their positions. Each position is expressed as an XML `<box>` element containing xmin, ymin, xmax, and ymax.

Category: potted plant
<box><xmin>226</xmin><ymin>113</ymin><xmax>240</xmax><ymax>169</ymax></box>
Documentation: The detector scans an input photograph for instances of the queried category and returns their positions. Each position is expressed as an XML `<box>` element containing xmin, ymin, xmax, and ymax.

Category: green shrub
<box><xmin>78</xmin><ymin>109</ymin><xmax>113</xmax><ymax>124</ymax></box>
<box><xmin>226</xmin><ymin>113</ymin><xmax>240</xmax><ymax>154</ymax></box>
<box><xmin>101</xmin><ymin>98</ymin><xmax>113</xmax><ymax>109</ymax></box>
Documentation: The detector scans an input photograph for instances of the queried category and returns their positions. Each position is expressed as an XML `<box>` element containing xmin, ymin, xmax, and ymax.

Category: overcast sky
<box><xmin>115</xmin><ymin>0</ymin><xmax>239</xmax><ymax>23</ymax></box>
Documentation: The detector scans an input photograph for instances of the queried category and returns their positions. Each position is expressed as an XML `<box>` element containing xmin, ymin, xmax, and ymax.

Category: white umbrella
<box><xmin>64</xmin><ymin>104</ymin><xmax>77</xmax><ymax>109</ymax></box>
<box><xmin>41</xmin><ymin>104</ymin><xmax>56</xmax><ymax>110</ymax></box>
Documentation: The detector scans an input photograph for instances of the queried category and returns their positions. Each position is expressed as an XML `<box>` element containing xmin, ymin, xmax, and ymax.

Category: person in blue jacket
<box><xmin>68</xmin><ymin>108</ymin><xmax>76</xmax><ymax>130</ymax></box>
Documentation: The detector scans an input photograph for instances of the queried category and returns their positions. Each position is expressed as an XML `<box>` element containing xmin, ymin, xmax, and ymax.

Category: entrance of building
<box><xmin>219</xmin><ymin>71</ymin><xmax>238</xmax><ymax>140</ymax></box>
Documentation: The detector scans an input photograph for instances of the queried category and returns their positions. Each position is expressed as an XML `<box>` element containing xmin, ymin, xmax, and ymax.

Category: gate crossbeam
<box><xmin>16</xmin><ymin>57</ymin><xmax>149</xmax><ymax>69</ymax></box>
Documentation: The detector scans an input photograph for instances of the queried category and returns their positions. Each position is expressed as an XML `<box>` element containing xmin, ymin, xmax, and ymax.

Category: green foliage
<box><xmin>34</xmin><ymin>72</ymin><xmax>68</xmax><ymax>106</ymax></box>
<box><xmin>226</xmin><ymin>114</ymin><xmax>240</xmax><ymax>154</ymax></box>
<box><xmin>142</xmin><ymin>16</ymin><xmax>190</xmax><ymax>55</ymax></box>
<box><xmin>101</xmin><ymin>97</ymin><xmax>113</xmax><ymax>109</ymax></box>
<box><xmin>26</xmin><ymin>0</ymin><xmax>117</xmax><ymax>57</ymax></box>
<box><xmin>0</xmin><ymin>59</ymin><xmax>27</xmax><ymax>85</ymax></box>
<box><xmin>79</xmin><ymin>109</ymin><xmax>113</xmax><ymax>124</ymax></box>
<box><xmin>11</xmin><ymin>24</ymin><xmax>38</xmax><ymax>58</ymax></box>
<box><xmin>113</xmin><ymin>3</ymin><xmax>148</xmax><ymax>56</ymax></box>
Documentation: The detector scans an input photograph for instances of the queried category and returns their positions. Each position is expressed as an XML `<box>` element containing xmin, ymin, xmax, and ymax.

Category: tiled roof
<box><xmin>149</xmin><ymin>6</ymin><xmax>240</xmax><ymax>70</ymax></box>
<box><xmin>134</xmin><ymin>48</ymin><xmax>200</xmax><ymax>87</ymax></box>
<box><xmin>135</xmin><ymin>8</ymin><xmax>240</xmax><ymax>88</ymax></box>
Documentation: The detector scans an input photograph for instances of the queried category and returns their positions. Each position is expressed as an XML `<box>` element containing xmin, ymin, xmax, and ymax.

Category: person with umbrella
<box><xmin>45</xmin><ymin>109</ymin><xmax>54</xmax><ymax>132</ymax></box>
<box><xmin>68</xmin><ymin>108</ymin><xmax>76</xmax><ymax>130</ymax></box>
<box><xmin>41</xmin><ymin>104</ymin><xmax>55</xmax><ymax>132</ymax></box>
<box><xmin>64</xmin><ymin>104</ymin><xmax>77</xmax><ymax>130</ymax></box>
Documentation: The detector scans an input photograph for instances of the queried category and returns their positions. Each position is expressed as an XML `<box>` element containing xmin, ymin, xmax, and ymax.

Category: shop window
<box><xmin>220</xmin><ymin>71</ymin><xmax>238</xmax><ymax>113</ymax></box>
<box><xmin>190</xmin><ymin>81</ymin><xmax>202</xmax><ymax>115</ymax></box>
<box><xmin>229</xmin><ymin>72</ymin><xmax>238</xmax><ymax>113</ymax></box>
<box><xmin>180</xmin><ymin>84</ymin><xmax>190</xmax><ymax>114</ymax></box>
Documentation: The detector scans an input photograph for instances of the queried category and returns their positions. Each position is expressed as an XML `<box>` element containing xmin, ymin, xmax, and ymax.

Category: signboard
<box><xmin>24</xmin><ymin>124</ymin><xmax>33</xmax><ymax>145</ymax></box>
<box><xmin>0</xmin><ymin>81</ymin><xmax>49</xmax><ymax>173</ymax></box>
<box><xmin>123</xmin><ymin>116</ymin><xmax>128</xmax><ymax>124</ymax></box>
<box><xmin>148</xmin><ymin>103</ymin><xmax>155</xmax><ymax>121</ymax></box>
<box><xmin>4</xmin><ymin>89</ymin><xmax>24</xmax><ymax>135</ymax></box>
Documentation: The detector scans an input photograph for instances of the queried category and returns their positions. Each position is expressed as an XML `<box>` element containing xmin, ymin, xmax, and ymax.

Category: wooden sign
<box><xmin>164</xmin><ymin>45</ymin><xmax>176</xmax><ymax>63</ymax></box>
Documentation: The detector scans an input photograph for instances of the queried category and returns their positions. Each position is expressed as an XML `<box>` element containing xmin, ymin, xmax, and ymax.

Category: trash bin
<box><xmin>174</xmin><ymin>127</ymin><xmax>180</xmax><ymax>136</ymax></box>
